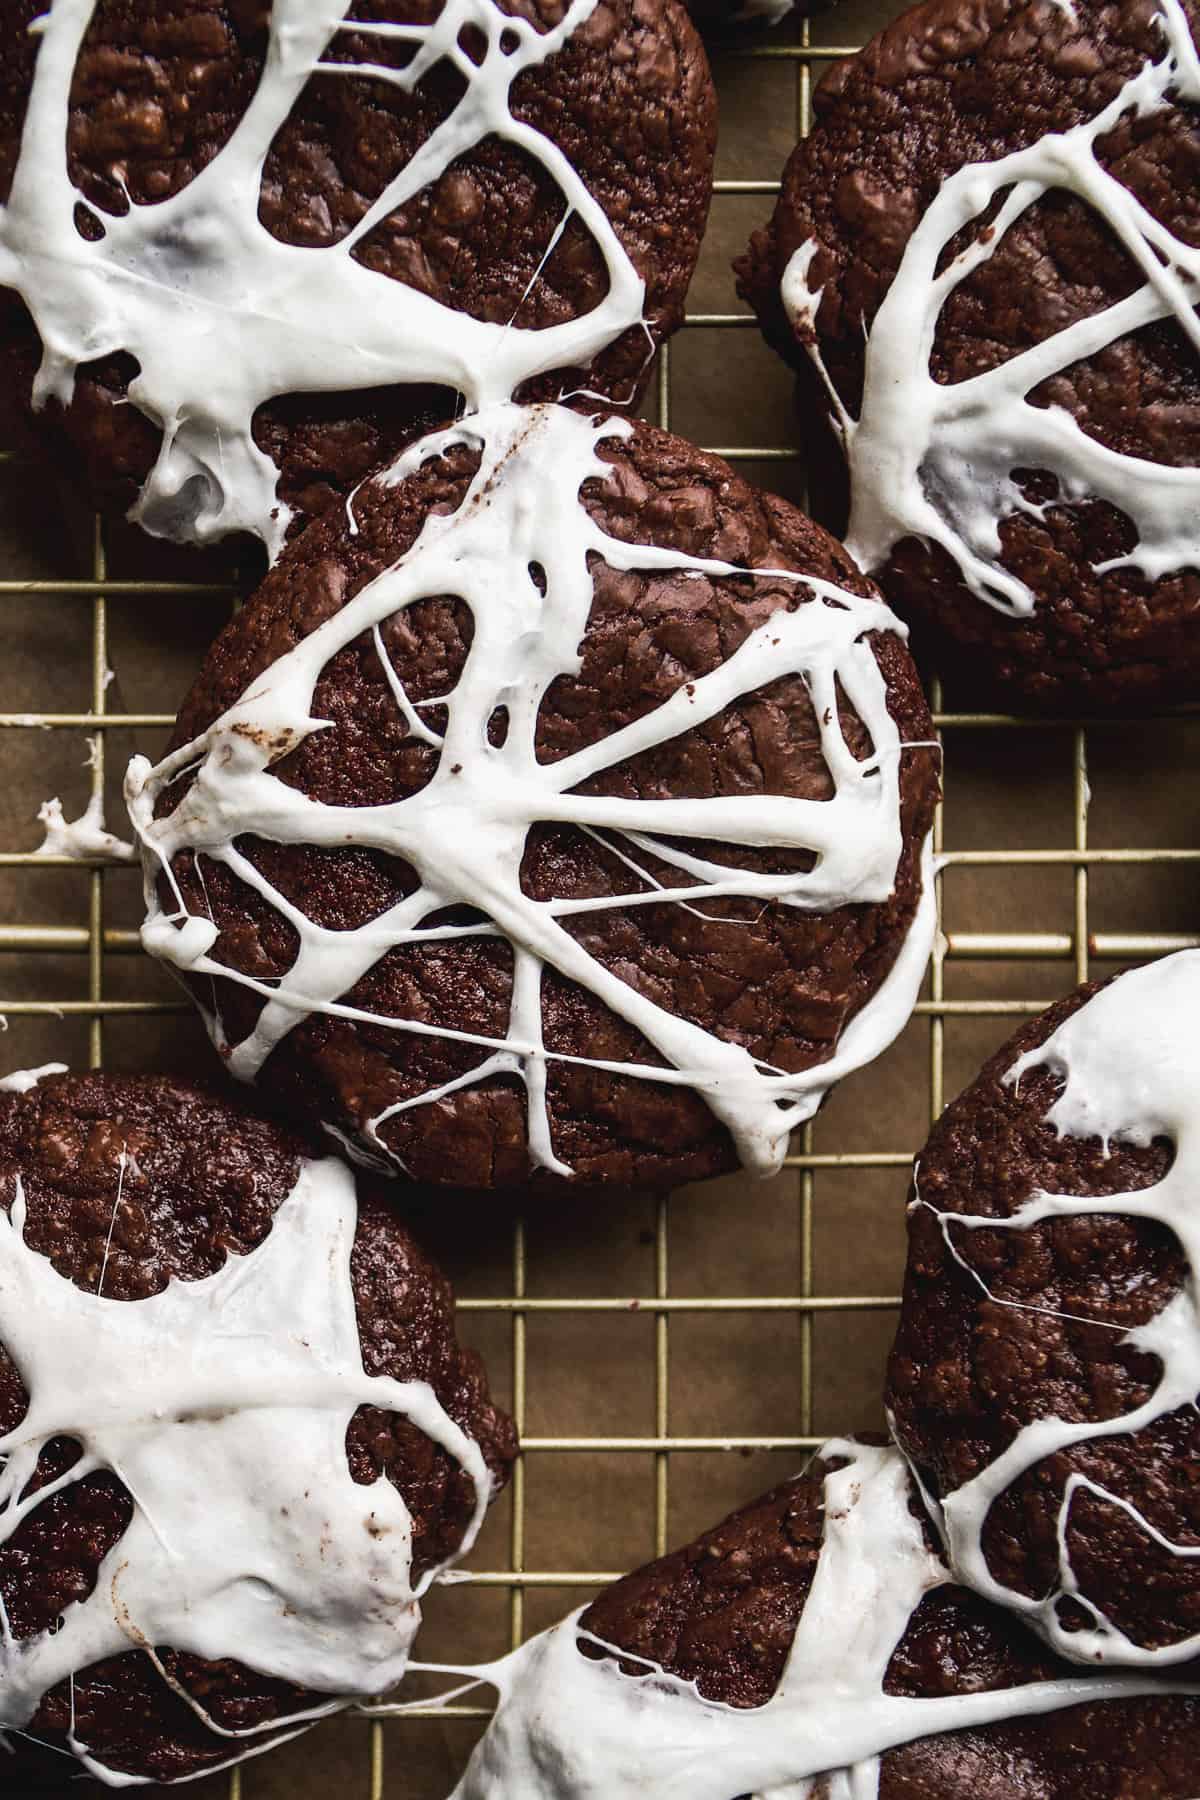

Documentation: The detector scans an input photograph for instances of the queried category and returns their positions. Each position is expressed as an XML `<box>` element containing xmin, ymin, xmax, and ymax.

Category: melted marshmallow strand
<box><xmin>911</xmin><ymin>949</ymin><xmax>1200</xmax><ymax>1668</ymax></box>
<box><xmin>781</xmin><ymin>0</ymin><xmax>1200</xmax><ymax>618</ymax></box>
<box><xmin>429</xmin><ymin>1440</ymin><xmax>1186</xmax><ymax>1799</ymax></box>
<box><xmin>0</xmin><ymin>0</ymin><xmax>650</xmax><ymax>561</ymax></box>
<box><xmin>0</xmin><ymin>1087</ymin><xmax>491</xmax><ymax>1786</ymax></box>
<box><xmin>126</xmin><ymin>400</ymin><xmax>936</xmax><ymax>1183</ymax></box>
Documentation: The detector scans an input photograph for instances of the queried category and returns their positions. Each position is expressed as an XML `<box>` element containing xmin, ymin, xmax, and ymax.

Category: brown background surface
<box><xmin>1</xmin><ymin>2</ymin><xmax>1199</xmax><ymax>1794</ymax></box>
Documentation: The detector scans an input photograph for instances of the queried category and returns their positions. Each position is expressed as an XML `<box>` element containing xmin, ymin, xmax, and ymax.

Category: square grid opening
<box><xmin>1</xmin><ymin>6</ymin><xmax>1198</xmax><ymax>1795</ymax></box>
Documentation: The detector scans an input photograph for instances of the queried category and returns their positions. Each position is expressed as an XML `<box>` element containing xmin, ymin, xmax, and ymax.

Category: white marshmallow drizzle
<box><xmin>912</xmin><ymin>949</ymin><xmax>1200</xmax><ymax>1668</ymax></box>
<box><xmin>781</xmin><ymin>0</ymin><xmax>1200</xmax><ymax>617</ymax></box>
<box><xmin>33</xmin><ymin>738</ymin><xmax>137</xmax><ymax>866</ymax></box>
<box><xmin>0</xmin><ymin>1123</ymin><xmax>492</xmax><ymax>1786</ymax></box>
<box><xmin>126</xmin><ymin>400</ymin><xmax>936</xmax><ymax>1182</ymax></box>
<box><xmin>0</xmin><ymin>1066</ymin><xmax>67</xmax><ymax>1095</ymax></box>
<box><xmin>394</xmin><ymin>1440</ymin><xmax>1189</xmax><ymax>1799</ymax></box>
<box><xmin>34</xmin><ymin>792</ymin><xmax>136</xmax><ymax>864</ymax></box>
<box><xmin>0</xmin><ymin>0</ymin><xmax>648</xmax><ymax>561</ymax></box>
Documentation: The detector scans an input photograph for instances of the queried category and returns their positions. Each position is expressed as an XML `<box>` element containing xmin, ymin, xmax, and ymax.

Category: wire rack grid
<box><xmin>1</xmin><ymin>7</ymin><xmax>1199</xmax><ymax>1797</ymax></box>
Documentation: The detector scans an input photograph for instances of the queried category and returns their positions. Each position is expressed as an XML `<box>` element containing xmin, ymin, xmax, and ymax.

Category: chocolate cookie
<box><xmin>0</xmin><ymin>0</ymin><xmax>715</xmax><ymax>559</ymax></box>
<box><xmin>737</xmin><ymin>0</ymin><xmax>1200</xmax><ymax>711</ymax></box>
<box><xmin>887</xmin><ymin>950</ymin><xmax>1200</xmax><ymax>1667</ymax></box>
<box><xmin>127</xmin><ymin>400</ymin><xmax>940</xmax><ymax>1192</ymax></box>
<box><xmin>0</xmin><ymin>1064</ymin><xmax>516</xmax><ymax>1786</ymax></box>
<box><xmin>453</xmin><ymin>1439</ymin><xmax>1200</xmax><ymax>1797</ymax></box>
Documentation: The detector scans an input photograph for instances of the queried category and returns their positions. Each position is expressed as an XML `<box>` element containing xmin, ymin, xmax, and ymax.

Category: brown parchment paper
<box><xmin>1</xmin><ymin>4</ymin><xmax>1198</xmax><ymax>1795</ymax></box>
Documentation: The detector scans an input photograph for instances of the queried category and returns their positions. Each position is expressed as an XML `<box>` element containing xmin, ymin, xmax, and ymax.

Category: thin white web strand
<box><xmin>127</xmin><ymin>401</ymin><xmax>936</xmax><ymax>1182</ymax></box>
<box><xmin>0</xmin><ymin>0</ymin><xmax>647</xmax><ymax>560</ymax></box>
<box><xmin>781</xmin><ymin>0</ymin><xmax>1200</xmax><ymax>617</ymax></box>
<box><xmin>908</xmin><ymin>949</ymin><xmax>1200</xmax><ymax>1667</ymax></box>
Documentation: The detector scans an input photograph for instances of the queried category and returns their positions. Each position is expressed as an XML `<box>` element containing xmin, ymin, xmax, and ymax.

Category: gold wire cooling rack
<box><xmin>1</xmin><ymin>6</ymin><xmax>1200</xmax><ymax>1796</ymax></box>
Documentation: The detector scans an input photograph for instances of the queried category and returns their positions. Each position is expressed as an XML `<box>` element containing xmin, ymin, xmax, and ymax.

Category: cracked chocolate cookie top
<box><xmin>0</xmin><ymin>1064</ymin><xmax>515</xmax><ymax>1786</ymax></box>
<box><xmin>738</xmin><ymin>0</ymin><xmax>1200</xmax><ymax>711</ymax></box>
<box><xmin>452</xmin><ymin>1439</ymin><xmax>1200</xmax><ymax>1797</ymax></box>
<box><xmin>888</xmin><ymin>950</ymin><xmax>1200</xmax><ymax>1668</ymax></box>
<box><xmin>0</xmin><ymin>0</ymin><xmax>715</xmax><ymax>556</ymax></box>
<box><xmin>128</xmin><ymin>401</ymin><xmax>939</xmax><ymax>1192</ymax></box>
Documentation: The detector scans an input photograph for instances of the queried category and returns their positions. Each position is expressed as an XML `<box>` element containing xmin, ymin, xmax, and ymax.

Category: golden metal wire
<box><xmin>0</xmin><ymin>16</ymin><xmax>1195</xmax><ymax>1795</ymax></box>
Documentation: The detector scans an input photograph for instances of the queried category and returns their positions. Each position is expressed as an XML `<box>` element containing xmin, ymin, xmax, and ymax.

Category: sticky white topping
<box><xmin>781</xmin><ymin>0</ymin><xmax>1200</xmax><ymax>617</ymax></box>
<box><xmin>913</xmin><ymin>949</ymin><xmax>1200</xmax><ymax>1665</ymax></box>
<box><xmin>0</xmin><ymin>0</ymin><xmax>648</xmax><ymax>561</ymax></box>
<box><xmin>398</xmin><ymin>1440</ymin><xmax>1187</xmax><ymax>1798</ymax></box>
<box><xmin>0</xmin><ymin>1066</ymin><xmax>67</xmax><ymax>1095</ymax></box>
<box><xmin>33</xmin><ymin>740</ymin><xmax>136</xmax><ymax>864</ymax></box>
<box><xmin>34</xmin><ymin>793</ymin><xmax>136</xmax><ymax>864</ymax></box>
<box><xmin>126</xmin><ymin>400</ymin><xmax>935</xmax><ymax>1182</ymax></box>
<box><xmin>0</xmin><ymin>1146</ymin><xmax>491</xmax><ymax>1785</ymax></box>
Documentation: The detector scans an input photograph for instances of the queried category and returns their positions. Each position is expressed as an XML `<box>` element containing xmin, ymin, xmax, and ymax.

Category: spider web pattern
<box><xmin>128</xmin><ymin>402</ymin><xmax>936</xmax><ymax>1182</ymax></box>
<box><xmin>908</xmin><ymin>950</ymin><xmax>1200</xmax><ymax>1668</ymax></box>
<box><xmin>0</xmin><ymin>0</ymin><xmax>647</xmax><ymax>559</ymax></box>
<box><xmin>783</xmin><ymin>0</ymin><xmax>1200</xmax><ymax>617</ymax></box>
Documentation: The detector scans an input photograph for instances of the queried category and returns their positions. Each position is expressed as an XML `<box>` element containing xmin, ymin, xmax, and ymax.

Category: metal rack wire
<box><xmin>1</xmin><ymin>11</ymin><xmax>1198</xmax><ymax>1797</ymax></box>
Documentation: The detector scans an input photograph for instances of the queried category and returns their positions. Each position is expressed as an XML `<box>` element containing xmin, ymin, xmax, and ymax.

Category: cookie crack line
<box><xmin>781</xmin><ymin>0</ymin><xmax>1200</xmax><ymax>618</ymax></box>
<box><xmin>0</xmin><ymin>0</ymin><xmax>647</xmax><ymax>561</ymax></box>
<box><xmin>368</xmin><ymin>1440</ymin><xmax>1197</xmax><ymax>1798</ymax></box>
<box><xmin>905</xmin><ymin>949</ymin><xmax>1200</xmax><ymax>1667</ymax></box>
<box><xmin>0</xmin><ymin>1089</ymin><xmax>491</xmax><ymax>1787</ymax></box>
<box><xmin>127</xmin><ymin>401</ymin><xmax>938</xmax><ymax>1183</ymax></box>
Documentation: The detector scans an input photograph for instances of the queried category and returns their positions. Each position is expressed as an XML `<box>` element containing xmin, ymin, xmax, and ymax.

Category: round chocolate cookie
<box><xmin>453</xmin><ymin>1439</ymin><xmax>1200</xmax><ymax>1797</ymax></box>
<box><xmin>887</xmin><ymin>950</ymin><xmax>1200</xmax><ymax>1667</ymax></box>
<box><xmin>0</xmin><ymin>0</ymin><xmax>715</xmax><ymax>559</ymax></box>
<box><xmin>127</xmin><ymin>400</ymin><xmax>940</xmax><ymax>1192</ymax></box>
<box><xmin>0</xmin><ymin>1065</ymin><xmax>516</xmax><ymax>1786</ymax></box>
<box><xmin>737</xmin><ymin>0</ymin><xmax>1200</xmax><ymax>711</ymax></box>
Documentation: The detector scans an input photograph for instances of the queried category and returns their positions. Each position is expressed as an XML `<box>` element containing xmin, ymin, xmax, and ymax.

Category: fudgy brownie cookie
<box><xmin>888</xmin><ymin>950</ymin><xmax>1200</xmax><ymax>1667</ymax></box>
<box><xmin>0</xmin><ymin>0</ymin><xmax>715</xmax><ymax>559</ymax></box>
<box><xmin>453</xmin><ymin>1439</ymin><xmax>1200</xmax><ymax>1797</ymax></box>
<box><xmin>0</xmin><ymin>1064</ymin><xmax>515</xmax><ymax>1785</ymax></box>
<box><xmin>738</xmin><ymin>0</ymin><xmax>1200</xmax><ymax>711</ymax></box>
<box><xmin>127</xmin><ymin>400</ymin><xmax>940</xmax><ymax>1192</ymax></box>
